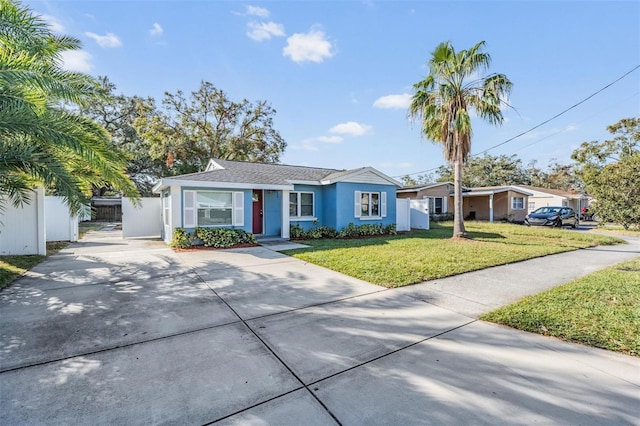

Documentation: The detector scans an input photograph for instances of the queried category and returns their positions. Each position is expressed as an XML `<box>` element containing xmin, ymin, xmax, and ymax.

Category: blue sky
<box><xmin>30</xmin><ymin>0</ymin><xmax>640</xmax><ymax>179</ymax></box>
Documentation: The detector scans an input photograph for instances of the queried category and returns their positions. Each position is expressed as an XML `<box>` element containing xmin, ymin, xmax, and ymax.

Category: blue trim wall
<box><xmin>180</xmin><ymin>186</ymin><xmax>252</xmax><ymax>233</ymax></box>
<box><xmin>289</xmin><ymin>184</ymin><xmax>324</xmax><ymax>231</ymax></box>
<box><xmin>334</xmin><ymin>182</ymin><xmax>397</xmax><ymax>229</ymax></box>
<box><xmin>169</xmin><ymin>182</ymin><xmax>397</xmax><ymax>236</ymax></box>
<box><xmin>263</xmin><ymin>190</ymin><xmax>282</xmax><ymax>236</ymax></box>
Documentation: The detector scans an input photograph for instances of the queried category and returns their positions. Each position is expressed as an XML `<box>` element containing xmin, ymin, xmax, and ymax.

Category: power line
<box><xmin>473</xmin><ymin>64</ymin><xmax>640</xmax><ymax>156</ymax></box>
<box><xmin>394</xmin><ymin>64</ymin><xmax>640</xmax><ymax>178</ymax></box>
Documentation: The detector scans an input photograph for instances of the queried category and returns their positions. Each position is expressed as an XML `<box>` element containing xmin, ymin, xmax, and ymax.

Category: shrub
<box><xmin>290</xmin><ymin>223</ymin><xmax>308</xmax><ymax>239</ymax></box>
<box><xmin>170</xmin><ymin>227</ymin><xmax>257</xmax><ymax>249</ymax></box>
<box><xmin>384</xmin><ymin>224</ymin><xmax>397</xmax><ymax>235</ymax></box>
<box><xmin>194</xmin><ymin>227</ymin><xmax>257</xmax><ymax>248</ymax></box>
<box><xmin>316</xmin><ymin>226</ymin><xmax>338</xmax><ymax>238</ymax></box>
<box><xmin>169</xmin><ymin>228</ymin><xmax>194</xmax><ymax>249</ymax></box>
<box><xmin>337</xmin><ymin>222</ymin><xmax>359</xmax><ymax>238</ymax></box>
<box><xmin>292</xmin><ymin>222</ymin><xmax>396</xmax><ymax>240</ymax></box>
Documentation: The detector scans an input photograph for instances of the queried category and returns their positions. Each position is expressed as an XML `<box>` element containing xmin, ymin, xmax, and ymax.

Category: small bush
<box><xmin>171</xmin><ymin>227</ymin><xmax>257</xmax><ymax>249</ymax></box>
<box><xmin>195</xmin><ymin>227</ymin><xmax>258</xmax><ymax>248</ymax></box>
<box><xmin>337</xmin><ymin>222</ymin><xmax>359</xmax><ymax>238</ymax></box>
<box><xmin>431</xmin><ymin>213</ymin><xmax>454</xmax><ymax>222</ymax></box>
<box><xmin>384</xmin><ymin>224</ymin><xmax>397</xmax><ymax>235</ymax></box>
<box><xmin>290</xmin><ymin>223</ymin><xmax>307</xmax><ymax>239</ymax></box>
<box><xmin>170</xmin><ymin>228</ymin><xmax>194</xmax><ymax>249</ymax></box>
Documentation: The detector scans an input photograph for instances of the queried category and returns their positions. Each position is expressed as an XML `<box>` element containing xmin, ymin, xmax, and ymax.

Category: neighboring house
<box><xmin>396</xmin><ymin>183</ymin><xmax>532</xmax><ymax>223</ymax></box>
<box><xmin>512</xmin><ymin>185</ymin><xmax>590</xmax><ymax>213</ymax></box>
<box><xmin>152</xmin><ymin>159</ymin><xmax>401</xmax><ymax>243</ymax></box>
<box><xmin>460</xmin><ymin>186</ymin><xmax>532</xmax><ymax>223</ymax></box>
<box><xmin>396</xmin><ymin>182</ymin><xmax>456</xmax><ymax>216</ymax></box>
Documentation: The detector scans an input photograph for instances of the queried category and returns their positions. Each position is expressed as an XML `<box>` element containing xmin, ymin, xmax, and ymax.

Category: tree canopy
<box><xmin>0</xmin><ymin>0</ymin><xmax>138</xmax><ymax>214</ymax></box>
<box><xmin>409</xmin><ymin>41</ymin><xmax>512</xmax><ymax>238</ymax></box>
<box><xmin>134</xmin><ymin>81</ymin><xmax>287</xmax><ymax>176</ymax></box>
<box><xmin>572</xmin><ymin>117</ymin><xmax>640</xmax><ymax>229</ymax></box>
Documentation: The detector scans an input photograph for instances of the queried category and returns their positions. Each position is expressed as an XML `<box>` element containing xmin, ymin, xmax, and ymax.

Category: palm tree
<box><xmin>409</xmin><ymin>41</ymin><xmax>512</xmax><ymax>238</ymax></box>
<box><xmin>0</xmin><ymin>0</ymin><xmax>138</xmax><ymax>215</ymax></box>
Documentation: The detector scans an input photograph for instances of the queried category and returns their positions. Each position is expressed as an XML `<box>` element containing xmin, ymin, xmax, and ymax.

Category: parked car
<box><xmin>524</xmin><ymin>206</ymin><xmax>578</xmax><ymax>228</ymax></box>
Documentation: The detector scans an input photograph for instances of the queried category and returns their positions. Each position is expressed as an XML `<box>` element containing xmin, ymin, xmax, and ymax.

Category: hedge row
<box><xmin>290</xmin><ymin>222</ymin><xmax>397</xmax><ymax>240</ymax></box>
<box><xmin>170</xmin><ymin>227</ymin><xmax>257</xmax><ymax>249</ymax></box>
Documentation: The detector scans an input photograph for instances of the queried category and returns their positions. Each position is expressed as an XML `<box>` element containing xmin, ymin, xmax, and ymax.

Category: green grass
<box><xmin>0</xmin><ymin>240</ymin><xmax>68</xmax><ymax>290</ymax></box>
<box><xmin>0</xmin><ymin>222</ymin><xmax>107</xmax><ymax>290</ymax></box>
<box><xmin>79</xmin><ymin>221</ymin><xmax>105</xmax><ymax>238</ymax></box>
<box><xmin>481</xmin><ymin>257</ymin><xmax>640</xmax><ymax>356</ymax></box>
<box><xmin>283</xmin><ymin>222</ymin><xmax>622</xmax><ymax>288</ymax></box>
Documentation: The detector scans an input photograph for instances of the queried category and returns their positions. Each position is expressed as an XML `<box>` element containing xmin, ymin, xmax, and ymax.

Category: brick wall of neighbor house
<box><xmin>462</xmin><ymin>191</ymin><xmax>529</xmax><ymax>222</ymax></box>
<box><xmin>507</xmin><ymin>190</ymin><xmax>528</xmax><ymax>222</ymax></box>
<box><xmin>404</xmin><ymin>185</ymin><xmax>454</xmax><ymax>213</ymax></box>
<box><xmin>463</xmin><ymin>196</ymin><xmax>491</xmax><ymax>221</ymax></box>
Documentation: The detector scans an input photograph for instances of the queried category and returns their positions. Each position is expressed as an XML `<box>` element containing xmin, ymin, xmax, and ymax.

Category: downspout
<box><xmin>489</xmin><ymin>192</ymin><xmax>494</xmax><ymax>224</ymax></box>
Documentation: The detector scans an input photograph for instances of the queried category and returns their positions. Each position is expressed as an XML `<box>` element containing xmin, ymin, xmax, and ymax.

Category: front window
<box><xmin>511</xmin><ymin>196</ymin><xmax>524</xmax><ymax>210</ymax></box>
<box><xmin>528</xmin><ymin>201</ymin><xmax>536</xmax><ymax>211</ymax></box>
<box><xmin>361</xmin><ymin>192</ymin><xmax>380</xmax><ymax>217</ymax></box>
<box><xmin>290</xmin><ymin>191</ymin><xmax>314</xmax><ymax>218</ymax></box>
<box><xmin>162</xmin><ymin>194</ymin><xmax>170</xmax><ymax>226</ymax></box>
<box><xmin>428</xmin><ymin>197</ymin><xmax>444</xmax><ymax>214</ymax></box>
<box><xmin>197</xmin><ymin>192</ymin><xmax>233</xmax><ymax>226</ymax></box>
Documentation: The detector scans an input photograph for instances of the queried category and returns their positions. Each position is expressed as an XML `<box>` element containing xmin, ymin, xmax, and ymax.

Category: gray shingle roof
<box><xmin>171</xmin><ymin>159</ymin><xmax>344</xmax><ymax>185</ymax></box>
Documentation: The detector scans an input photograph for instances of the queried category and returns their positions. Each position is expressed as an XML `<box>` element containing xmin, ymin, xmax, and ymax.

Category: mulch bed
<box><xmin>173</xmin><ymin>243</ymin><xmax>259</xmax><ymax>252</ymax></box>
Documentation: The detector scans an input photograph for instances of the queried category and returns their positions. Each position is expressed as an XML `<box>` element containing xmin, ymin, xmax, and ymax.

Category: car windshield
<box><xmin>533</xmin><ymin>207</ymin><xmax>561</xmax><ymax>214</ymax></box>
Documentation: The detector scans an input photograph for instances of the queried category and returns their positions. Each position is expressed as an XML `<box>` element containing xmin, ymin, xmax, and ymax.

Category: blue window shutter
<box><xmin>233</xmin><ymin>192</ymin><xmax>244</xmax><ymax>226</ymax></box>
<box><xmin>354</xmin><ymin>191</ymin><xmax>361</xmax><ymax>218</ymax></box>
<box><xmin>381</xmin><ymin>191</ymin><xmax>387</xmax><ymax>217</ymax></box>
<box><xmin>183</xmin><ymin>190</ymin><xmax>196</xmax><ymax>228</ymax></box>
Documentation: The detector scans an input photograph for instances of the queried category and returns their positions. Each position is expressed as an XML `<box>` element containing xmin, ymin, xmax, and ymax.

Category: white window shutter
<box><xmin>233</xmin><ymin>192</ymin><xmax>244</xmax><ymax>226</ymax></box>
<box><xmin>354</xmin><ymin>191</ymin><xmax>361</xmax><ymax>218</ymax></box>
<box><xmin>183</xmin><ymin>190</ymin><xmax>196</xmax><ymax>228</ymax></box>
<box><xmin>381</xmin><ymin>191</ymin><xmax>387</xmax><ymax>217</ymax></box>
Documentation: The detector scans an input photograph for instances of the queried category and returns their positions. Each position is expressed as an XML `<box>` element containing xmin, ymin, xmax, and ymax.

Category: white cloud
<box><xmin>246</xmin><ymin>5</ymin><xmax>270</xmax><ymax>17</ymax></box>
<box><xmin>149</xmin><ymin>23</ymin><xmax>163</xmax><ymax>36</ymax></box>
<box><xmin>373</xmin><ymin>93</ymin><xmax>412</xmax><ymax>109</ymax></box>
<box><xmin>376</xmin><ymin>161</ymin><xmax>413</xmax><ymax>169</ymax></box>
<box><xmin>41</xmin><ymin>14</ymin><xmax>65</xmax><ymax>33</ymax></box>
<box><xmin>329</xmin><ymin>121</ymin><xmax>372</xmax><ymax>136</ymax></box>
<box><xmin>247</xmin><ymin>21</ymin><xmax>285</xmax><ymax>41</ymax></box>
<box><xmin>283</xmin><ymin>27</ymin><xmax>334</xmax><ymax>63</ymax></box>
<box><xmin>315</xmin><ymin>136</ymin><xmax>343</xmax><ymax>144</ymax></box>
<box><xmin>60</xmin><ymin>50</ymin><xmax>92</xmax><ymax>72</ymax></box>
<box><xmin>85</xmin><ymin>32</ymin><xmax>122</xmax><ymax>48</ymax></box>
<box><xmin>293</xmin><ymin>135</ymin><xmax>345</xmax><ymax>151</ymax></box>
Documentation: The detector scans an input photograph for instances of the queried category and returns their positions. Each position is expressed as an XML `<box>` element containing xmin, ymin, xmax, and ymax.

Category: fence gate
<box><xmin>396</xmin><ymin>198</ymin><xmax>411</xmax><ymax>232</ymax></box>
<box><xmin>122</xmin><ymin>197</ymin><xmax>162</xmax><ymax>239</ymax></box>
<box><xmin>410</xmin><ymin>199</ymin><xmax>430</xmax><ymax>230</ymax></box>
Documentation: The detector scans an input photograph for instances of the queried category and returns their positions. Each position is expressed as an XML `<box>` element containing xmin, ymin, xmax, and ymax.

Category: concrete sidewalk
<box><xmin>0</xmin><ymin>229</ymin><xmax>638</xmax><ymax>425</ymax></box>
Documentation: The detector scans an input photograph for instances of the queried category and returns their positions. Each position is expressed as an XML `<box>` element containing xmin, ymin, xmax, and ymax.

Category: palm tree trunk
<box><xmin>453</xmin><ymin>149</ymin><xmax>467</xmax><ymax>238</ymax></box>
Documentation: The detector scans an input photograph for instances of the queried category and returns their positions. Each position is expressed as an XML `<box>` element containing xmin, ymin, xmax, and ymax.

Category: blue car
<box><xmin>524</xmin><ymin>206</ymin><xmax>578</xmax><ymax>228</ymax></box>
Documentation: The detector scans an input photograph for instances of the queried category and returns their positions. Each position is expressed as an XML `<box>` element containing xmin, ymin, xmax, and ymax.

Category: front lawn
<box><xmin>0</xmin><ymin>241</ymin><xmax>72</xmax><ymax>290</ymax></box>
<box><xmin>481</xmin><ymin>257</ymin><xmax>640</xmax><ymax>356</ymax></box>
<box><xmin>283</xmin><ymin>222</ymin><xmax>622</xmax><ymax>287</ymax></box>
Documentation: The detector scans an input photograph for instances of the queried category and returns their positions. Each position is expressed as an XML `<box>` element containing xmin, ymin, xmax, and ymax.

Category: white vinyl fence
<box><xmin>395</xmin><ymin>198</ymin><xmax>430</xmax><ymax>231</ymax></box>
<box><xmin>0</xmin><ymin>188</ymin><xmax>46</xmax><ymax>255</ymax></box>
<box><xmin>410</xmin><ymin>199</ymin><xmax>430</xmax><ymax>230</ymax></box>
<box><xmin>122</xmin><ymin>197</ymin><xmax>162</xmax><ymax>238</ymax></box>
<box><xmin>45</xmin><ymin>196</ymin><xmax>78</xmax><ymax>242</ymax></box>
<box><xmin>396</xmin><ymin>198</ymin><xmax>411</xmax><ymax>232</ymax></box>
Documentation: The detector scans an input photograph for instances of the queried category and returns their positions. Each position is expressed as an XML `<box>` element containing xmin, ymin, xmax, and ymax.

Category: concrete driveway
<box><xmin>1</xmin><ymin>229</ymin><xmax>638</xmax><ymax>425</ymax></box>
